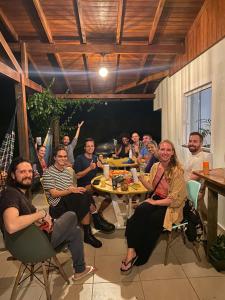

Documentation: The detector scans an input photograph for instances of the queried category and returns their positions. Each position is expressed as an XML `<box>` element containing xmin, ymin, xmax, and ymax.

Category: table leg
<box><xmin>111</xmin><ymin>194</ymin><xmax>126</xmax><ymax>229</ymax></box>
<box><xmin>207</xmin><ymin>188</ymin><xmax>218</xmax><ymax>256</ymax></box>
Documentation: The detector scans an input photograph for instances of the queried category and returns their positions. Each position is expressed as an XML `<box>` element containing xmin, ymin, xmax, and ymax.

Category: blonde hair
<box><xmin>159</xmin><ymin>139</ymin><xmax>183</xmax><ymax>181</ymax></box>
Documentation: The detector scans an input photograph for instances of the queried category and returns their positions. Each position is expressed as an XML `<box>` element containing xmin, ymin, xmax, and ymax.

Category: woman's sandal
<box><xmin>120</xmin><ymin>256</ymin><xmax>138</xmax><ymax>274</ymax></box>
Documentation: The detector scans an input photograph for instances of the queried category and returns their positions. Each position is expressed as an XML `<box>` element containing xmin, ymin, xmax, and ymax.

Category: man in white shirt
<box><xmin>184</xmin><ymin>131</ymin><xmax>213</xmax><ymax>221</ymax></box>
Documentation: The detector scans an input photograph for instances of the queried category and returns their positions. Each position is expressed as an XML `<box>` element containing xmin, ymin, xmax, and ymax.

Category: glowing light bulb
<box><xmin>98</xmin><ymin>67</ymin><xmax>108</xmax><ymax>78</ymax></box>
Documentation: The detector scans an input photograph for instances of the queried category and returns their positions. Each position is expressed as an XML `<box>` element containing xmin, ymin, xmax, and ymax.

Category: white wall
<box><xmin>154</xmin><ymin>37</ymin><xmax>225</xmax><ymax>229</ymax></box>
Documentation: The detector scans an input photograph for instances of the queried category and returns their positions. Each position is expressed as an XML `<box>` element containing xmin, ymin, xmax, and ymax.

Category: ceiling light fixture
<box><xmin>98</xmin><ymin>52</ymin><xmax>108</xmax><ymax>78</ymax></box>
<box><xmin>99</xmin><ymin>67</ymin><xmax>108</xmax><ymax>78</ymax></box>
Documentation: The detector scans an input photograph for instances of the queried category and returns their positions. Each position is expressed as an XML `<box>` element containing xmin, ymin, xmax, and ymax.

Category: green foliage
<box><xmin>199</xmin><ymin>118</ymin><xmax>211</xmax><ymax>148</ymax></box>
<box><xmin>209</xmin><ymin>234</ymin><xmax>225</xmax><ymax>261</ymax></box>
<box><xmin>199</xmin><ymin>118</ymin><xmax>211</xmax><ymax>138</ymax></box>
<box><xmin>27</xmin><ymin>79</ymin><xmax>102</xmax><ymax>137</ymax></box>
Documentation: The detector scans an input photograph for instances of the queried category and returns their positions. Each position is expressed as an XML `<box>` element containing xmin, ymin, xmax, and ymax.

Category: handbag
<box><xmin>148</xmin><ymin>171</ymin><xmax>165</xmax><ymax>199</ymax></box>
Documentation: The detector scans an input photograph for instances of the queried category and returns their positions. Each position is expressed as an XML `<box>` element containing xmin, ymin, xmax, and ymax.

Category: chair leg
<box><xmin>181</xmin><ymin>229</ymin><xmax>186</xmax><ymax>245</ymax></box>
<box><xmin>10</xmin><ymin>263</ymin><xmax>24</xmax><ymax>300</ymax></box>
<box><xmin>41</xmin><ymin>262</ymin><xmax>51</xmax><ymax>300</ymax></box>
<box><xmin>192</xmin><ymin>242</ymin><xmax>201</xmax><ymax>262</ymax></box>
<box><xmin>52</xmin><ymin>256</ymin><xmax>70</xmax><ymax>284</ymax></box>
<box><xmin>164</xmin><ymin>231</ymin><xmax>173</xmax><ymax>265</ymax></box>
<box><xmin>30</xmin><ymin>264</ymin><xmax>34</xmax><ymax>282</ymax></box>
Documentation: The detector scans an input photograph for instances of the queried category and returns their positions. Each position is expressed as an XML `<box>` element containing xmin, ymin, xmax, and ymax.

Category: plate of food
<box><xmin>109</xmin><ymin>170</ymin><xmax>129</xmax><ymax>177</ymax></box>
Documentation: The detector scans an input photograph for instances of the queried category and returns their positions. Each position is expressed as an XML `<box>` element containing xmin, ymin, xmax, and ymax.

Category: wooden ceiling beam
<box><xmin>0</xmin><ymin>60</ymin><xmax>43</xmax><ymax>92</ymax></box>
<box><xmin>0</xmin><ymin>8</ymin><xmax>19</xmax><ymax>41</ymax></box>
<box><xmin>113</xmin><ymin>54</ymin><xmax>120</xmax><ymax>92</ymax></box>
<box><xmin>138</xmin><ymin>0</ymin><xmax>166</xmax><ymax>90</ymax></box>
<box><xmin>74</xmin><ymin>0</ymin><xmax>87</xmax><ymax>43</ymax></box>
<box><xmin>0</xmin><ymin>32</ymin><xmax>22</xmax><ymax>73</ymax></box>
<box><xmin>148</xmin><ymin>0</ymin><xmax>166</xmax><ymax>44</ymax></box>
<box><xmin>32</xmin><ymin>0</ymin><xmax>72</xmax><ymax>91</ymax></box>
<box><xmin>116</xmin><ymin>0</ymin><xmax>125</xmax><ymax>44</ymax></box>
<box><xmin>0</xmin><ymin>8</ymin><xmax>46</xmax><ymax>88</ymax></box>
<box><xmin>73</xmin><ymin>0</ymin><xmax>93</xmax><ymax>92</ymax></box>
<box><xmin>114</xmin><ymin>70</ymin><xmax>169</xmax><ymax>93</ymax></box>
<box><xmin>32</xmin><ymin>0</ymin><xmax>53</xmax><ymax>43</ymax></box>
<box><xmin>28</xmin><ymin>54</ymin><xmax>48</xmax><ymax>87</ymax></box>
<box><xmin>0</xmin><ymin>61</ymin><xmax>20</xmax><ymax>82</ymax></box>
<box><xmin>82</xmin><ymin>55</ymin><xmax>93</xmax><ymax>92</ymax></box>
<box><xmin>9</xmin><ymin>42</ymin><xmax>184</xmax><ymax>55</ymax></box>
<box><xmin>54</xmin><ymin>53</ymin><xmax>73</xmax><ymax>92</ymax></box>
<box><xmin>24</xmin><ymin>77</ymin><xmax>43</xmax><ymax>92</ymax></box>
<box><xmin>56</xmin><ymin>93</ymin><xmax>155</xmax><ymax>100</ymax></box>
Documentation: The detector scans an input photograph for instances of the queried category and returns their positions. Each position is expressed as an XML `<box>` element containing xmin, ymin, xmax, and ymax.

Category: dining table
<box><xmin>193</xmin><ymin>168</ymin><xmax>225</xmax><ymax>257</ymax></box>
<box><xmin>91</xmin><ymin>173</ymin><xmax>148</xmax><ymax>229</ymax></box>
<box><xmin>103</xmin><ymin>157</ymin><xmax>138</xmax><ymax>169</ymax></box>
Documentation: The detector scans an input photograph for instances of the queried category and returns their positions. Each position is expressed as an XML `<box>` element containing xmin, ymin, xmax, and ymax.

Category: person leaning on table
<box><xmin>120</xmin><ymin>140</ymin><xmax>187</xmax><ymax>272</ymax></box>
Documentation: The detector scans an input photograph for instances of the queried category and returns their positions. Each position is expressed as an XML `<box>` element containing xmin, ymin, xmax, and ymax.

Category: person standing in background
<box><xmin>131</xmin><ymin>132</ymin><xmax>142</xmax><ymax>158</ymax></box>
<box><xmin>62</xmin><ymin>121</ymin><xmax>84</xmax><ymax>167</ymax></box>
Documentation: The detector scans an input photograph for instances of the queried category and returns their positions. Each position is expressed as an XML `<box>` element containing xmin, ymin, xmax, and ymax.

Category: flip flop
<box><xmin>120</xmin><ymin>256</ymin><xmax>138</xmax><ymax>274</ymax></box>
<box><xmin>72</xmin><ymin>265</ymin><xmax>95</xmax><ymax>281</ymax></box>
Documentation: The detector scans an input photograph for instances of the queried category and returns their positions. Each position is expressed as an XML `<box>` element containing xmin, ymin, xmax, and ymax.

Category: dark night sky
<box><xmin>0</xmin><ymin>76</ymin><xmax>161</xmax><ymax>156</ymax></box>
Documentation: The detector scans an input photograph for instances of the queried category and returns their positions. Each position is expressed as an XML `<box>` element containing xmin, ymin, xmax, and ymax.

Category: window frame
<box><xmin>183</xmin><ymin>83</ymin><xmax>212</xmax><ymax>151</ymax></box>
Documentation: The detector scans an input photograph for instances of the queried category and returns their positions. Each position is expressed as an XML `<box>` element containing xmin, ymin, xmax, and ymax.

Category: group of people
<box><xmin>0</xmin><ymin>123</ymin><xmax>212</xmax><ymax>279</ymax></box>
<box><xmin>115</xmin><ymin>132</ymin><xmax>152</xmax><ymax>160</ymax></box>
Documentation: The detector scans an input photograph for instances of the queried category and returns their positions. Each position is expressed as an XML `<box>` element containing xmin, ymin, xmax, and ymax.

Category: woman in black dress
<box><xmin>120</xmin><ymin>140</ymin><xmax>186</xmax><ymax>272</ymax></box>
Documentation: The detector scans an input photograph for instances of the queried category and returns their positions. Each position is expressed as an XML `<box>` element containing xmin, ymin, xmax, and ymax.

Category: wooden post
<box><xmin>52</xmin><ymin>118</ymin><xmax>60</xmax><ymax>148</ymax></box>
<box><xmin>15</xmin><ymin>75</ymin><xmax>29</xmax><ymax>159</ymax></box>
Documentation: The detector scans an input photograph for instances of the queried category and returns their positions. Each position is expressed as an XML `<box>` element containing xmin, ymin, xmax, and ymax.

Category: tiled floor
<box><xmin>0</xmin><ymin>192</ymin><xmax>225</xmax><ymax>300</ymax></box>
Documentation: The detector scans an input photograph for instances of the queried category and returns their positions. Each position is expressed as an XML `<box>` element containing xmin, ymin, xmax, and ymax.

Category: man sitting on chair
<box><xmin>74</xmin><ymin>138</ymin><xmax>115</xmax><ymax>233</ymax></box>
<box><xmin>0</xmin><ymin>157</ymin><xmax>95</xmax><ymax>280</ymax></box>
<box><xmin>184</xmin><ymin>131</ymin><xmax>213</xmax><ymax>221</ymax></box>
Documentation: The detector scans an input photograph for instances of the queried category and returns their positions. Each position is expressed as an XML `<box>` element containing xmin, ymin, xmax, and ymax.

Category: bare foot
<box><xmin>72</xmin><ymin>265</ymin><xmax>95</xmax><ymax>281</ymax></box>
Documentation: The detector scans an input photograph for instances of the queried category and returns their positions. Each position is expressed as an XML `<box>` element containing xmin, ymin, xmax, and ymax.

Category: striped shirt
<box><xmin>42</xmin><ymin>165</ymin><xmax>73</xmax><ymax>206</ymax></box>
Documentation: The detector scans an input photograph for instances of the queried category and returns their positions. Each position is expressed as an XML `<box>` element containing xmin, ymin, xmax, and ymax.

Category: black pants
<box><xmin>125</xmin><ymin>201</ymin><xmax>167</xmax><ymax>266</ymax></box>
<box><xmin>49</xmin><ymin>192</ymin><xmax>95</xmax><ymax>222</ymax></box>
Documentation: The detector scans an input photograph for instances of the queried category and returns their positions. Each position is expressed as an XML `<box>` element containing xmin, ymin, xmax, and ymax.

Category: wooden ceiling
<box><xmin>0</xmin><ymin>0</ymin><xmax>204</xmax><ymax>97</ymax></box>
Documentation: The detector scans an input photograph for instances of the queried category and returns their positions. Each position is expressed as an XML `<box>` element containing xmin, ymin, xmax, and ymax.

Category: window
<box><xmin>185</xmin><ymin>86</ymin><xmax>212</xmax><ymax>148</ymax></box>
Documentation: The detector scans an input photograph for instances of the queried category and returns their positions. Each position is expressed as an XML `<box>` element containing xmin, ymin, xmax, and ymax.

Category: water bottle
<box><xmin>103</xmin><ymin>164</ymin><xmax>110</xmax><ymax>179</ymax></box>
<box><xmin>129</xmin><ymin>148</ymin><xmax>133</xmax><ymax>159</ymax></box>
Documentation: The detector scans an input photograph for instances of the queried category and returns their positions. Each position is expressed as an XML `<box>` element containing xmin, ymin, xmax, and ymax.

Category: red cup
<box><xmin>203</xmin><ymin>161</ymin><xmax>209</xmax><ymax>175</ymax></box>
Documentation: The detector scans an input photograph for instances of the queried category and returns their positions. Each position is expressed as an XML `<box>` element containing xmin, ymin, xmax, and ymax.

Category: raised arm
<box><xmin>75</xmin><ymin>121</ymin><xmax>84</xmax><ymax>140</ymax></box>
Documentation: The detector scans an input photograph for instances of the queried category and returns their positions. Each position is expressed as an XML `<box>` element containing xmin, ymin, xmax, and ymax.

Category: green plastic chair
<box><xmin>4</xmin><ymin>224</ymin><xmax>69</xmax><ymax>300</ymax></box>
<box><xmin>164</xmin><ymin>180</ymin><xmax>201</xmax><ymax>265</ymax></box>
<box><xmin>186</xmin><ymin>180</ymin><xmax>201</xmax><ymax>209</ymax></box>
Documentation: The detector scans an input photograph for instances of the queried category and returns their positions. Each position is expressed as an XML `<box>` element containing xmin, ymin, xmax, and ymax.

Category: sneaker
<box><xmin>92</xmin><ymin>214</ymin><xmax>115</xmax><ymax>233</ymax></box>
<box><xmin>72</xmin><ymin>266</ymin><xmax>95</xmax><ymax>281</ymax></box>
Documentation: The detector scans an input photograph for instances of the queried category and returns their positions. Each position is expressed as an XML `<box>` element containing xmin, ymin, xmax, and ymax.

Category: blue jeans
<box><xmin>51</xmin><ymin>211</ymin><xmax>85</xmax><ymax>273</ymax></box>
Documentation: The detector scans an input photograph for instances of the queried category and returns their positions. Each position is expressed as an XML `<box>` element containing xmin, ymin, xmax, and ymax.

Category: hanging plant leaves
<box><xmin>27</xmin><ymin>79</ymin><xmax>103</xmax><ymax>137</ymax></box>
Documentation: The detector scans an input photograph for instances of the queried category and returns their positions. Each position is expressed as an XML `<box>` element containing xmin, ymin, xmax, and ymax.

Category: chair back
<box><xmin>186</xmin><ymin>180</ymin><xmax>201</xmax><ymax>209</ymax></box>
<box><xmin>4</xmin><ymin>224</ymin><xmax>55</xmax><ymax>264</ymax></box>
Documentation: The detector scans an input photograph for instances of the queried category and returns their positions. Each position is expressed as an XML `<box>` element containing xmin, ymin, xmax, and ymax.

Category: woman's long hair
<box><xmin>159</xmin><ymin>139</ymin><xmax>183</xmax><ymax>181</ymax></box>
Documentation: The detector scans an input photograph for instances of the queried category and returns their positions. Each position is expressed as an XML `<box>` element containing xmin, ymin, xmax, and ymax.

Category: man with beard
<box><xmin>0</xmin><ymin>157</ymin><xmax>95</xmax><ymax>280</ymax></box>
<box><xmin>138</xmin><ymin>134</ymin><xmax>153</xmax><ymax>162</ymax></box>
<box><xmin>184</xmin><ymin>132</ymin><xmax>213</xmax><ymax>220</ymax></box>
<box><xmin>62</xmin><ymin>121</ymin><xmax>84</xmax><ymax>166</ymax></box>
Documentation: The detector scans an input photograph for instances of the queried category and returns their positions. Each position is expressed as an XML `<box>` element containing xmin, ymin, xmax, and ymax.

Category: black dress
<box><xmin>125</xmin><ymin>195</ymin><xmax>167</xmax><ymax>266</ymax></box>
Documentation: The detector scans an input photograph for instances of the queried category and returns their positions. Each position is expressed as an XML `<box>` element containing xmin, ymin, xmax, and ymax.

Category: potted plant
<box><xmin>209</xmin><ymin>234</ymin><xmax>225</xmax><ymax>271</ymax></box>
